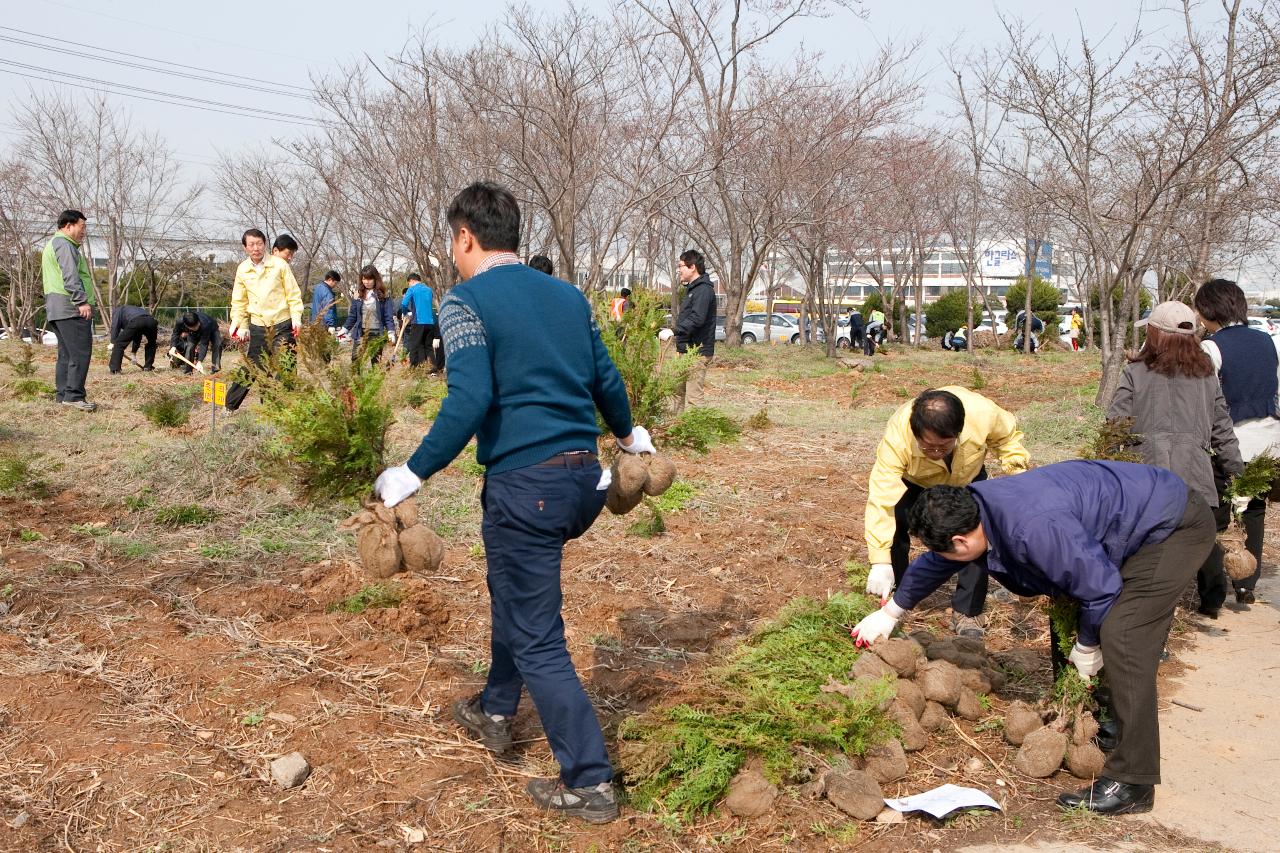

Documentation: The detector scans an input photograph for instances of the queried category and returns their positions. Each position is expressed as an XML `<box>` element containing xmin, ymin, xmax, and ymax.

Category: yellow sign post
<box><xmin>204</xmin><ymin>379</ymin><xmax>227</xmax><ymax>430</ymax></box>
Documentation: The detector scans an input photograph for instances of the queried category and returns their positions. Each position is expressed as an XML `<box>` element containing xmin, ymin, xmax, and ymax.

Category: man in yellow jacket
<box><xmin>864</xmin><ymin>387</ymin><xmax>1029</xmax><ymax>637</ymax></box>
<box><xmin>224</xmin><ymin>228</ymin><xmax>303</xmax><ymax>411</ymax></box>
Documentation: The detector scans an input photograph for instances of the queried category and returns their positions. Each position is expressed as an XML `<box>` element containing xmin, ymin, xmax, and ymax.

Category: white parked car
<box><xmin>1247</xmin><ymin>316</ymin><xmax>1280</xmax><ymax>337</ymax></box>
<box><xmin>737</xmin><ymin>312</ymin><xmax>793</xmax><ymax>343</ymax></box>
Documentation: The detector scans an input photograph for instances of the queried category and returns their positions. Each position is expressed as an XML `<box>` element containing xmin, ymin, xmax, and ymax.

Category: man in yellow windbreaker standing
<box><xmin>863</xmin><ymin>387</ymin><xmax>1029</xmax><ymax>637</ymax></box>
<box><xmin>224</xmin><ymin>228</ymin><xmax>303</xmax><ymax>411</ymax></box>
<box><xmin>42</xmin><ymin>209</ymin><xmax>98</xmax><ymax>412</ymax></box>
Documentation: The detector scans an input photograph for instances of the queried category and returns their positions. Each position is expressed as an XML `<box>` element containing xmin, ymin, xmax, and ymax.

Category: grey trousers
<box><xmin>50</xmin><ymin>316</ymin><xmax>93</xmax><ymax>403</ymax></box>
<box><xmin>1100</xmin><ymin>489</ymin><xmax>1215</xmax><ymax>785</ymax></box>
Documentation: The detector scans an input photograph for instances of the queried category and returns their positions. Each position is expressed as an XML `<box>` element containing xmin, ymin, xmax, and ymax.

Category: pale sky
<box><xmin>0</xmin><ymin>0</ymin><xmax>1224</xmax><ymax>240</ymax></box>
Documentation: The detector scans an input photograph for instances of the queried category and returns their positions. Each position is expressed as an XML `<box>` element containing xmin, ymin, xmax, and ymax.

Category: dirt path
<box><xmin>1141</xmin><ymin>579</ymin><xmax>1280</xmax><ymax>852</ymax></box>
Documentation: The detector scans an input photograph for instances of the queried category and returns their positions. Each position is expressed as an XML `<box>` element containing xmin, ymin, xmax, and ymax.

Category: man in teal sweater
<box><xmin>374</xmin><ymin>182</ymin><xmax>652</xmax><ymax>824</ymax></box>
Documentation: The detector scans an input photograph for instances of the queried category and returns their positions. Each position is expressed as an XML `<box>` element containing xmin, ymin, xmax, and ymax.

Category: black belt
<box><xmin>534</xmin><ymin>451</ymin><xmax>597</xmax><ymax>468</ymax></box>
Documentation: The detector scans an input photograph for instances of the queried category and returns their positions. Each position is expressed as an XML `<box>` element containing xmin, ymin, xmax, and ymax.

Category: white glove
<box><xmin>230</xmin><ymin>327</ymin><xmax>250</xmax><ymax>342</ymax></box>
<box><xmin>1069</xmin><ymin>642</ymin><xmax>1104</xmax><ymax>678</ymax></box>
<box><xmin>597</xmin><ymin>468</ymin><xmax>612</xmax><ymax>491</ymax></box>
<box><xmin>1232</xmin><ymin>495</ymin><xmax>1251</xmax><ymax>514</ymax></box>
<box><xmin>658</xmin><ymin>328</ymin><xmax>674</xmax><ymax>341</ymax></box>
<box><xmin>620</xmin><ymin>425</ymin><xmax>656</xmax><ymax>455</ymax></box>
<box><xmin>850</xmin><ymin>600</ymin><xmax>907</xmax><ymax>647</ymax></box>
<box><xmin>374</xmin><ymin>464</ymin><xmax>423</xmax><ymax>508</ymax></box>
<box><xmin>866</xmin><ymin>563</ymin><xmax>895</xmax><ymax>603</ymax></box>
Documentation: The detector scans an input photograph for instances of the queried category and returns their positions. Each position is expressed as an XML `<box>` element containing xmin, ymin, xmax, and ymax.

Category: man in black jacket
<box><xmin>108</xmin><ymin>305</ymin><xmax>158</xmax><ymax>373</ymax></box>
<box><xmin>673</xmin><ymin>248</ymin><xmax>716</xmax><ymax>412</ymax></box>
<box><xmin>170</xmin><ymin>310</ymin><xmax>223</xmax><ymax>374</ymax></box>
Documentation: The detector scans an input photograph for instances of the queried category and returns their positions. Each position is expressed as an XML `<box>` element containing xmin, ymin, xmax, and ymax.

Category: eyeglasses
<box><xmin>918</xmin><ymin>437</ymin><xmax>957</xmax><ymax>455</ymax></box>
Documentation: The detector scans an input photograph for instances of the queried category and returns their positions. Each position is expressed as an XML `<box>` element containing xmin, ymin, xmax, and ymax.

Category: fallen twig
<box><xmin>1171</xmin><ymin>698</ymin><xmax>1204</xmax><ymax>712</ymax></box>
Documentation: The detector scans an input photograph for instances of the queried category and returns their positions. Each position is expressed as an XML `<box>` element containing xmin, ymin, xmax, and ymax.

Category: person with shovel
<box><xmin>373</xmin><ymin>181</ymin><xmax>651</xmax><ymax>824</ymax></box>
<box><xmin>108</xmin><ymin>304</ymin><xmax>158</xmax><ymax>373</ymax></box>
<box><xmin>170</xmin><ymin>310</ymin><xmax>223</xmax><ymax>374</ymax></box>
<box><xmin>851</xmin><ymin>460</ymin><xmax>1217</xmax><ymax>815</ymax></box>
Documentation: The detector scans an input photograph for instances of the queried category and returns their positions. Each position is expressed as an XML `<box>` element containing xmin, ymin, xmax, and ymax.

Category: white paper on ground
<box><xmin>883</xmin><ymin>783</ymin><xmax>1002</xmax><ymax>819</ymax></box>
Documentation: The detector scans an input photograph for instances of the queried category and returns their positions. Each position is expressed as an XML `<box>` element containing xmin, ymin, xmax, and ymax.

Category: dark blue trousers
<box><xmin>479</xmin><ymin>456</ymin><xmax>611</xmax><ymax>787</ymax></box>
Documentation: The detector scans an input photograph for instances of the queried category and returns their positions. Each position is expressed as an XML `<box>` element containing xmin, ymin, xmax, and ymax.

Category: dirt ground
<box><xmin>0</xmin><ymin>343</ymin><xmax>1272</xmax><ymax>851</ymax></box>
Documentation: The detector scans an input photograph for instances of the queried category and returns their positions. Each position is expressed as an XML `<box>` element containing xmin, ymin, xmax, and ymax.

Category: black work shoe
<box><xmin>1236</xmin><ymin>588</ymin><xmax>1256</xmax><ymax>605</ymax></box>
<box><xmin>1196</xmin><ymin>604</ymin><xmax>1220</xmax><ymax>619</ymax></box>
<box><xmin>1094</xmin><ymin>717</ymin><xmax>1119</xmax><ymax>753</ymax></box>
<box><xmin>526</xmin><ymin>778</ymin><xmax>620</xmax><ymax>824</ymax></box>
<box><xmin>451</xmin><ymin>694</ymin><xmax>513</xmax><ymax>755</ymax></box>
<box><xmin>1057</xmin><ymin>776</ymin><xmax>1154</xmax><ymax>815</ymax></box>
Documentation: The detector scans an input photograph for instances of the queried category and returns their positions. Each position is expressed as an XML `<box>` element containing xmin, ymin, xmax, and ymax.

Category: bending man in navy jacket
<box><xmin>373</xmin><ymin>182</ymin><xmax>650</xmax><ymax>824</ymax></box>
<box><xmin>852</xmin><ymin>460</ymin><xmax>1215</xmax><ymax>815</ymax></box>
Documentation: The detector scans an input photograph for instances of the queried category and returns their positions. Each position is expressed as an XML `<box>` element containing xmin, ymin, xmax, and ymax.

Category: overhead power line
<box><xmin>0</xmin><ymin>26</ymin><xmax>317</xmax><ymax>100</ymax></box>
<box><xmin>0</xmin><ymin>65</ymin><xmax>325</xmax><ymax>129</ymax></box>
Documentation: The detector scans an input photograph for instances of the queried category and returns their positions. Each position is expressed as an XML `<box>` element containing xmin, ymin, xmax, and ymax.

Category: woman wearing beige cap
<box><xmin>1107</xmin><ymin>300</ymin><xmax>1243</xmax><ymax>618</ymax></box>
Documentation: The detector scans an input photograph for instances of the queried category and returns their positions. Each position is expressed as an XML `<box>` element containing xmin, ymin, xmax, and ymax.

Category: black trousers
<box><xmin>109</xmin><ymin>316</ymin><xmax>158</xmax><ymax>371</ymax></box>
<box><xmin>480</xmin><ymin>454</ymin><xmax>611</xmax><ymax>788</ymax></box>
<box><xmin>891</xmin><ymin>468</ymin><xmax>989</xmax><ymax>617</ymax></box>
<box><xmin>50</xmin><ymin>316</ymin><xmax>93</xmax><ymax>403</ymax></box>
<box><xmin>225</xmin><ymin>320</ymin><xmax>293</xmax><ymax>411</ymax></box>
<box><xmin>403</xmin><ymin>322</ymin><xmax>441</xmax><ymax>370</ymax></box>
<box><xmin>1238</xmin><ymin>496</ymin><xmax>1265</xmax><ymax>592</ymax></box>
<box><xmin>174</xmin><ymin>334</ymin><xmax>223</xmax><ymax>373</ymax></box>
<box><xmin>1100</xmin><ymin>489</ymin><xmax>1214</xmax><ymax>785</ymax></box>
<box><xmin>1197</xmin><ymin>472</ymin><xmax>1232</xmax><ymax>612</ymax></box>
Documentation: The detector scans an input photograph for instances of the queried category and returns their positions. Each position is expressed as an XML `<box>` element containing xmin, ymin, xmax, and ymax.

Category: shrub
<box><xmin>1</xmin><ymin>344</ymin><xmax>53</xmax><ymax>400</ymax></box>
<box><xmin>924</xmin><ymin>289</ymin><xmax>974</xmax><ymax>339</ymax></box>
<box><xmin>595</xmin><ymin>289</ymin><xmax>701</xmax><ymax>428</ymax></box>
<box><xmin>140</xmin><ymin>390</ymin><xmax>195</xmax><ymax>428</ymax></box>
<box><xmin>0</xmin><ymin>343</ymin><xmax>37</xmax><ymax>377</ymax></box>
<box><xmin>256</xmin><ymin>340</ymin><xmax>395</xmax><ymax>502</ymax></box>
<box><xmin>1003</xmin><ymin>276</ymin><xmax>1062</xmax><ymax>339</ymax></box>
<box><xmin>0</xmin><ymin>451</ymin><xmax>48</xmax><ymax>497</ymax></box>
<box><xmin>666</xmin><ymin>407</ymin><xmax>740</xmax><ymax>454</ymax></box>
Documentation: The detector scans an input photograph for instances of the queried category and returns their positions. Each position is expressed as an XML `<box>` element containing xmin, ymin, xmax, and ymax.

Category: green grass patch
<box><xmin>199</xmin><ymin>543</ymin><xmax>238</xmax><ymax>559</ymax></box>
<box><xmin>107</xmin><ymin>536</ymin><xmax>157</xmax><ymax>559</ymax></box>
<box><xmin>124</xmin><ymin>490</ymin><xmax>155</xmax><ymax>512</ymax></box>
<box><xmin>327</xmin><ymin>583</ymin><xmax>403</xmax><ymax>614</ymax></box>
<box><xmin>666</xmin><ymin>407</ymin><xmax>740</xmax><ymax>454</ymax></box>
<box><xmin>627</xmin><ymin>504</ymin><xmax>667</xmax><ymax>538</ymax></box>
<box><xmin>18</xmin><ymin>529</ymin><xmax>43</xmax><ymax>542</ymax></box>
<box><xmin>154</xmin><ymin>504</ymin><xmax>217</xmax><ymax>527</ymax></box>
<box><xmin>70</xmin><ymin>522</ymin><xmax>110</xmax><ymax>537</ymax></box>
<box><xmin>620</xmin><ymin>593</ymin><xmax>893</xmax><ymax>820</ymax></box>
<box><xmin>453</xmin><ymin>445</ymin><xmax>486</xmax><ymax>477</ymax></box>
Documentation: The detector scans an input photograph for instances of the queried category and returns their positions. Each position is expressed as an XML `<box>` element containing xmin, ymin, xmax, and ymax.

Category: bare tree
<box><xmin>14</xmin><ymin>92</ymin><xmax>203</xmax><ymax>323</ymax></box>
<box><xmin>989</xmin><ymin>6</ymin><xmax>1280</xmax><ymax>402</ymax></box>
<box><xmin>634</xmin><ymin>0</ymin><xmax>862</xmax><ymax>346</ymax></box>
<box><xmin>0</xmin><ymin>159</ymin><xmax>44</xmax><ymax>337</ymax></box>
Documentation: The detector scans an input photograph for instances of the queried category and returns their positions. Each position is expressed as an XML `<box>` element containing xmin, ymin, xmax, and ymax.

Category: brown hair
<box><xmin>1130</xmin><ymin>326</ymin><xmax>1214</xmax><ymax>378</ymax></box>
<box><xmin>358</xmin><ymin>265</ymin><xmax>388</xmax><ymax>299</ymax></box>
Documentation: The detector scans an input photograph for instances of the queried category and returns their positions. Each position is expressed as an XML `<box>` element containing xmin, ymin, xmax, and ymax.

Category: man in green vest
<box><xmin>42</xmin><ymin>209</ymin><xmax>98</xmax><ymax>412</ymax></box>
